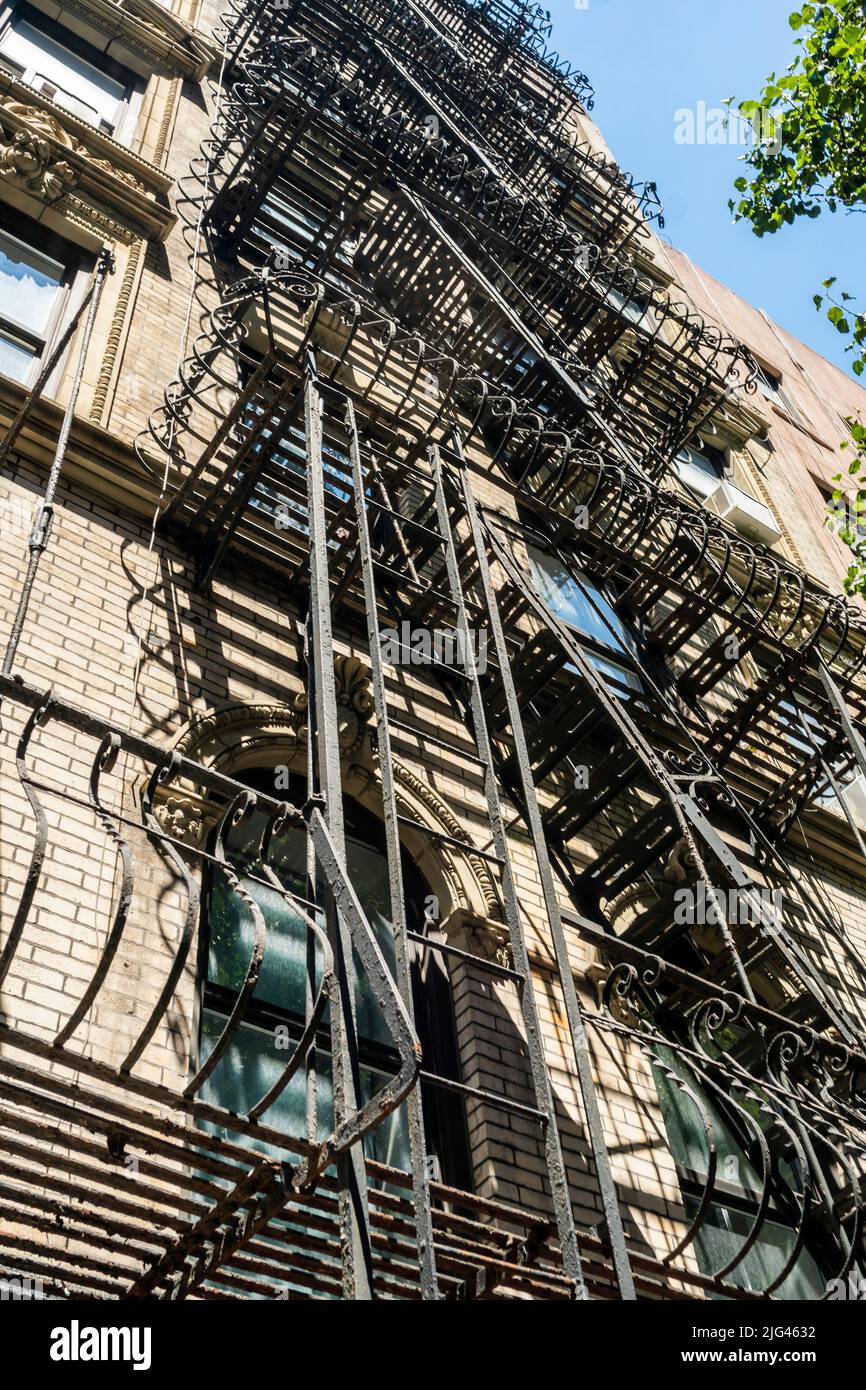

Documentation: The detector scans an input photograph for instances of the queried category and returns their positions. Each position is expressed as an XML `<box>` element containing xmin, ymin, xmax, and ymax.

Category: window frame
<box><xmin>753</xmin><ymin>361</ymin><xmax>802</xmax><ymax>426</ymax></box>
<box><xmin>753</xmin><ymin>650</ymin><xmax>857</xmax><ymax>811</ymax></box>
<box><xmin>673</xmin><ymin>436</ymin><xmax>730</xmax><ymax>502</ymax></box>
<box><xmin>193</xmin><ymin>765</ymin><xmax>473</xmax><ymax>1190</ymax></box>
<box><xmin>0</xmin><ymin>2</ymin><xmax>141</xmax><ymax>143</ymax></box>
<box><xmin>524</xmin><ymin>536</ymin><xmax>648</xmax><ymax>699</ymax></box>
<box><xmin>0</xmin><ymin>206</ymin><xmax>91</xmax><ymax>390</ymax></box>
<box><xmin>653</xmin><ymin>1038</ymin><xmax>845</xmax><ymax>1298</ymax></box>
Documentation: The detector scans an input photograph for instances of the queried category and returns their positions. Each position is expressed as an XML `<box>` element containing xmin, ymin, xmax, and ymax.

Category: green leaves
<box><xmin>730</xmin><ymin>2</ymin><xmax>866</xmax><ymax>587</ymax></box>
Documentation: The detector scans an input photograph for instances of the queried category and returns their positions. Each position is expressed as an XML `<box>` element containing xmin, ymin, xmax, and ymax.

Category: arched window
<box><xmin>194</xmin><ymin>766</ymin><xmax>472</xmax><ymax>1189</ymax></box>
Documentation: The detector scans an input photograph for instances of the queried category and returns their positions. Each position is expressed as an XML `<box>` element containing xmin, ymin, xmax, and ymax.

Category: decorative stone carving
<box><xmin>153</xmin><ymin>794</ymin><xmax>207</xmax><ymax>847</ymax></box>
<box><xmin>88</xmin><ymin>156</ymin><xmax>148</xmax><ymax>194</ymax></box>
<box><xmin>0</xmin><ymin>119</ymin><xmax>79</xmax><ymax>201</ymax></box>
<box><xmin>154</xmin><ymin>654</ymin><xmax>498</xmax><ymax>930</ymax></box>
<box><xmin>605</xmin><ymin>837</ymin><xmax>699</xmax><ymax>935</ymax></box>
<box><xmin>0</xmin><ymin>94</ymin><xmax>175</xmax><ymax>241</ymax></box>
<box><xmin>0</xmin><ymin>100</ymin><xmax>85</xmax><ymax>151</ymax></box>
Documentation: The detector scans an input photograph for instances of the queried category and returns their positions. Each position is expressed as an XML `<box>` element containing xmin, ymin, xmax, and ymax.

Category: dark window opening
<box><xmin>754</xmin><ymin>363</ymin><xmax>802</xmax><ymax>425</ymax></box>
<box><xmin>654</xmin><ymin>1039</ymin><xmax>846</xmax><ymax>1299</ymax></box>
<box><xmin>196</xmin><ymin>765</ymin><xmax>472</xmax><ymax>1191</ymax></box>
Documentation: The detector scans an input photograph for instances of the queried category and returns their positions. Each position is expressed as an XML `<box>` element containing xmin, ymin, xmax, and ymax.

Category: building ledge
<box><xmin>0</xmin><ymin>82</ymin><xmax>175</xmax><ymax>241</ymax></box>
<box><xmin>0</xmin><ymin>374</ymin><xmax>160</xmax><ymax>511</ymax></box>
<box><xmin>27</xmin><ymin>0</ymin><xmax>215</xmax><ymax>80</ymax></box>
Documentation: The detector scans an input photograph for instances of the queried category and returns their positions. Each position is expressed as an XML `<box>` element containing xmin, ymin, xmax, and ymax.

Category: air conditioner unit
<box><xmin>705</xmin><ymin>479</ymin><xmax>782</xmax><ymax>547</ymax></box>
<box><xmin>828</xmin><ymin>772</ymin><xmax>866</xmax><ymax>825</ymax></box>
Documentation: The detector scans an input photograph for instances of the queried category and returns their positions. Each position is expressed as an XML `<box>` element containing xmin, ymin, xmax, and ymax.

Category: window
<box><xmin>0</xmin><ymin>6</ymin><xmax>132</xmax><ymax>136</ymax></box>
<box><xmin>655</xmin><ymin>1044</ymin><xmax>842</xmax><ymax>1298</ymax></box>
<box><xmin>754</xmin><ymin>363</ymin><xmax>801</xmax><ymax>424</ymax></box>
<box><xmin>674</xmin><ymin>438</ymin><xmax>727</xmax><ymax>498</ymax></box>
<box><xmin>776</xmin><ymin>696</ymin><xmax>858</xmax><ymax>810</ymax></box>
<box><xmin>755</xmin><ymin>655</ymin><xmax>857</xmax><ymax>812</ymax></box>
<box><xmin>0</xmin><ymin>216</ymin><xmax>85</xmax><ymax>387</ymax></box>
<box><xmin>526</xmin><ymin>542</ymin><xmax>643</xmax><ymax>695</ymax></box>
<box><xmin>196</xmin><ymin>767</ymin><xmax>471</xmax><ymax>1191</ymax></box>
<box><xmin>605</xmin><ymin>284</ymin><xmax>651</xmax><ymax>327</ymax></box>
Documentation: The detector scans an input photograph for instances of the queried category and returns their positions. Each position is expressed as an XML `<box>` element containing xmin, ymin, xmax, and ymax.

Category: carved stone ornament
<box><xmin>0</xmin><ymin>100</ymin><xmax>85</xmax><ymax>151</ymax></box>
<box><xmin>149</xmin><ymin>654</ymin><xmax>499</xmax><ymax>935</ymax></box>
<box><xmin>0</xmin><ymin>115</ymin><xmax>80</xmax><ymax>201</ymax></box>
<box><xmin>0</xmin><ymin>96</ymin><xmax>175</xmax><ymax>241</ymax></box>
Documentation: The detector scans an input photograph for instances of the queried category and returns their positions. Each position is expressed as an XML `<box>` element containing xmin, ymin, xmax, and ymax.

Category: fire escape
<box><xmin>2</xmin><ymin>0</ymin><xmax>866</xmax><ymax>1300</ymax></box>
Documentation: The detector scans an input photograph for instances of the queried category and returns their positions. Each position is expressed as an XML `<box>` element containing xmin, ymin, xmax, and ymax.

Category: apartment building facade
<box><xmin>1</xmin><ymin>0</ymin><xmax>866</xmax><ymax>1301</ymax></box>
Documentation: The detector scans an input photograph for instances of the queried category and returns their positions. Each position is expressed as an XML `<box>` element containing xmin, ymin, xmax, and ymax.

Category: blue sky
<box><xmin>546</xmin><ymin>0</ymin><xmax>864</xmax><ymax>377</ymax></box>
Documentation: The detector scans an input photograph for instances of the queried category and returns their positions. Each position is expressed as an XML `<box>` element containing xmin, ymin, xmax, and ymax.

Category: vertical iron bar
<box><xmin>429</xmin><ymin>441</ymin><xmax>588</xmax><ymax>1299</ymax></box>
<box><xmin>304</xmin><ymin>619</ymin><xmax>319</xmax><ymax>1148</ymax></box>
<box><xmin>345</xmin><ymin>399</ymin><xmax>441</xmax><ymax>1299</ymax></box>
<box><xmin>304</xmin><ymin>371</ymin><xmax>375</xmax><ymax>1300</ymax></box>
<box><xmin>454</xmin><ymin>443</ymin><xmax>637</xmax><ymax>1299</ymax></box>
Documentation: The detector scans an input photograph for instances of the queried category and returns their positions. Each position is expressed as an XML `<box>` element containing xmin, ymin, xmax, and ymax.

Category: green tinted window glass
<box><xmin>198</xmin><ymin>1010</ymin><xmax>410</xmax><ymax>1172</ymax></box>
<box><xmin>206</xmin><ymin>816</ymin><xmax>397</xmax><ymax>1046</ymax></box>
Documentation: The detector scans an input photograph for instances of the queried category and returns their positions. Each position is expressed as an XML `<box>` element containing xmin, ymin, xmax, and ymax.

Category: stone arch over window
<box><xmin>157</xmin><ymin>655</ymin><xmax>501</xmax><ymax>950</ymax></box>
<box><xmin>150</xmin><ymin>655</ymin><xmax>508</xmax><ymax>1188</ymax></box>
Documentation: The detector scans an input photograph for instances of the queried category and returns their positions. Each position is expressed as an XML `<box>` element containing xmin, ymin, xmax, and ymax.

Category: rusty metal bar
<box><xmin>455</xmin><ymin>441</ymin><xmax>636</xmax><ymax>1298</ymax></box>
<box><xmin>303</xmin><ymin>367</ymin><xmax>375</xmax><ymax>1298</ymax></box>
<box><xmin>345</xmin><ymin>396</ymin><xmax>440</xmax><ymax>1297</ymax></box>
<box><xmin>428</xmin><ymin>440</ymin><xmax>587</xmax><ymax>1298</ymax></box>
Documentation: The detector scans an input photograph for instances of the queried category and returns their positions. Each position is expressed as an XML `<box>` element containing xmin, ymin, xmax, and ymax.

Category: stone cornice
<box><xmin>31</xmin><ymin>0</ymin><xmax>215</xmax><ymax>79</ymax></box>
<box><xmin>0</xmin><ymin>377</ymin><xmax>160</xmax><ymax>514</ymax></box>
<box><xmin>0</xmin><ymin>86</ymin><xmax>175</xmax><ymax>240</ymax></box>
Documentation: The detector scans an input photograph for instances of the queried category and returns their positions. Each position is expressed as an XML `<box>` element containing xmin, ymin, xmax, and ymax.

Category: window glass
<box><xmin>0</xmin><ymin>17</ymin><xmax>125</xmax><ymax>131</ymax></box>
<box><xmin>754</xmin><ymin>658</ymin><xmax>856</xmax><ymax>811</ymax></box>
<box><xmin>199</xmin><ymin>774</ymin><xmax>471</xmax><ymax>1190</ymax></box>
<box><xmin>207</xmin><ymin>813</ymin><xmax>396</xmax><ymax>1046</ymax></box>
<box><xmin>655</xmin><ymin>1045</ymin><xmax>833</xmax><ymax>1299</ymax></box>
<box><xmin>605</xmin><ymin>284</ymin><xmax>650</xmax><ymax>326</ymax></box>
<box><xmin>774</xmin><ymin>696</ymin><xmax>857</xmax><ymax>809</ymax></box>
<box><xmin>527</xmin><ymin>542</ymin><xmax>642</xmax><ymax>692</ymax></box>
<box><xmin>755</xmin><ymin>364</ymin><xmax>801</xmax><ymax>423</ymax></box>
<box><xmin>198</xmin><ymin>1011</ymin><xmax>409</xmax><ymax>1172</ymax></box>
<box><xmin>0</xmin><ymin>230</ymin><xmax>63</xmax><ymax>335</ymax></box>
<box><xmin>0</xmin><ymin>334</ymin><xmax>35</xmax><ymax>382</ymax></box>
<box><xmin>685</xmin><ymin>1200</ymin><xmax>827</xmax><ymax>1300</ymax></box>
<box><xmin>676</xmin><ymin>441</ymin><xmax>726</xmax><ymax>481</ymax></box>
<box><xmin>0</xmin><ymin>229</ymin><xmax>64</xmax><ymax>383</ymax></box>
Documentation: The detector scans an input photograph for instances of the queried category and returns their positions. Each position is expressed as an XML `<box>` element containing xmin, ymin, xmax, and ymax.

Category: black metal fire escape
<box><xmin>3</xmin><ymin>0</ymin><xmax>866</xmax><ymax>1302</ymax></box>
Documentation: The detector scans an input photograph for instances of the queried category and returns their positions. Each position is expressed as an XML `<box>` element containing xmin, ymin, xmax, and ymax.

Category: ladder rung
<box><xmin>388</xmin><ymin>718</ymin><xmax>490</xmax><ymax>768</ymax></box>
<box><xmin>419</xmin><ymin>1071</ymin><xmax>546</xmax><ymax>1125</ymax></box>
